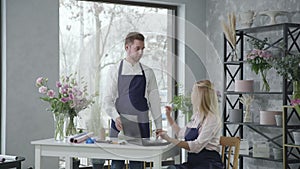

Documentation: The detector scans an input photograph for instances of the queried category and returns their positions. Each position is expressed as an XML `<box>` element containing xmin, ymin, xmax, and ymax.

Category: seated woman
<box><xmin>158</xmin><ymin>80</ymin><xmax>223</xmax><ymax>169</ymax></box>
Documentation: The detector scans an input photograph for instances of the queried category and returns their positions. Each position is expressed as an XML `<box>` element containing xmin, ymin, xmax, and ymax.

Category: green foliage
<box><xmin>171</xmin><ymin>94</ymin><xmax>192</xmax><ymax>116</ymax></box>
<box><xmin>247</xmin><ymin>37</ymin><xmax>268</xmax><ymax>50</ymax></box>
<box><xmin>272</xmin><ymin>54</ymin><xmax>300</xmax><ymax>81</ymax></box>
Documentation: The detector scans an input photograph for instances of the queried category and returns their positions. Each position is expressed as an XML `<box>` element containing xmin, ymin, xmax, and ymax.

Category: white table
<box><xmin>31</xmin><ymin>138</ymin><xmax>179</xmax><ymax>169</ymax></box>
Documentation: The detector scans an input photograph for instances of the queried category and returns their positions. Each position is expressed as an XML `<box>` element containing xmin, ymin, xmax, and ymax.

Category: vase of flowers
<box><xmin>246</xmin><ymin>37</ymin><xmax>272</xmax><ymax>92</ymax></box>
<box><xmin>35</xmin><ymin>73</ymin><xmax>94</xmax><ymax>141</ymax></box>
<box><xmin>272</xmin><ymin>53</ymin><xmax>300</xmax><ymax>115</ymax></box>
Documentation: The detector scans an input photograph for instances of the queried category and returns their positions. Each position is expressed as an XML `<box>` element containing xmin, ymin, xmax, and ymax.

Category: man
<box><xmin>103</xmin><ymin>32</ymin><xmax>162</xmax><ymax>169</ymax></box>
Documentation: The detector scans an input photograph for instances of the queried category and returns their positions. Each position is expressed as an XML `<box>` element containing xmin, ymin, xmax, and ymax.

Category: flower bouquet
<box><xmin>246</xmin><ymin>37</ymin><xmax>272</xmax><ymax>92</ymax></box>
<box><xmin>35</xmin><ymin>73</ymin><xmax>94</xmax><ymax>140</ymax></box>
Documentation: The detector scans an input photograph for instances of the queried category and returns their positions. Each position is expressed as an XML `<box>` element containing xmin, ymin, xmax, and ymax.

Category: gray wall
<box><xmin>3</xmin><ymin>0</ymin><xmax>207</xmax><ymax>168</ymax></box>
<box><xmin>5</xmin><ymin>0</ymin><xmax>59</xmax><ymax>168</ymax></box>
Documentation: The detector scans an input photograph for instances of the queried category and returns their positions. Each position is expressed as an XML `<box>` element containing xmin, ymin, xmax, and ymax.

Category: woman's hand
<box><xmin>165</xmin><ymin>106</ymin><xmax>172</xmax><ymax>117</ymax></box>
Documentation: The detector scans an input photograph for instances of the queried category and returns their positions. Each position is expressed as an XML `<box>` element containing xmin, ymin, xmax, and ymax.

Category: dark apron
<box><xmin>172</xmin><ymin>124</ymin><xmax>223</xmax><ymax>169</ymax></box>
<box><xmin>110</xmin><ymin>60</ymin><xmax>150</xmax><ymax>138</ymax></box>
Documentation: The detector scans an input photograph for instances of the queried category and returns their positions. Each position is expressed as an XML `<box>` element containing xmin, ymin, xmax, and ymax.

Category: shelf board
<box><xmin>236</xmin><ymin>23</ymin><xmax>300</xmax><ymax>34</ymax></box>
<box><xmin>224</xmin><ymin>91</ymin><xmax>283</xmax><ymax>95</ymax></box>
<box><xmin>240</xmin><ymin>152</ymin><xmax>282</xmax><ymax>162</ymax></box>
<box><xmin>224</xmin><ymin>61</ymin><xmax>246</xmax><ymax>65</ymax></box>
<box><xmin>284</xmin><ymin>144</ymin><xmax>300</xmax><ymax>148</ymax></box>
<box><xmin>224</xmin><ymin>122</ymin><xmax>282</xmax><ymax>128</ymax></box>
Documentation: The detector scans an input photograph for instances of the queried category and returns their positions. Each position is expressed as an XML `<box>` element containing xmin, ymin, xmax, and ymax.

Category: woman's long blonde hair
<box><xmin>191</xmin><ymin>80</ymin><xmax>220</xmax><ymax>123</ymax></box>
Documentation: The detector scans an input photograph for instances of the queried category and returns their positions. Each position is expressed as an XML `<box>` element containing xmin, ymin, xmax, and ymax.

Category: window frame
<box><xmin>72</xmin><ymin>0</ymin><xmax>180</xmax><ymax>126</ymax></box>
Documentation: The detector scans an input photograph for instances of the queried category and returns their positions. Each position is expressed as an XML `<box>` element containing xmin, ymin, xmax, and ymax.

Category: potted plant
<box><xmin>171</xmin><ymin>94</ymin><xmax>193</xmax><ymax>122</ymax></box>
<box><xmin>271</xmin><ymin>53</ymin><xmax>300</xmax><ymax>115</ymax></box>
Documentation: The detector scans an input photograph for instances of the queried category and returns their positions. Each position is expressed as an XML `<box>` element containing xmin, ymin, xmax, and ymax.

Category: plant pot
<box><xmin>259</xmin><ymin>111</ymin><xmax>282</xmax><ymax>125</ymax></box>
<box><xmin>229</xmin><ymin>109</ymin><xmax>242</xmax><ymax>123</ymax></box>
<box><xmin>235</xmin><ymin>80</ymin><xmax>254</xmax><ymax>92</ymax></box>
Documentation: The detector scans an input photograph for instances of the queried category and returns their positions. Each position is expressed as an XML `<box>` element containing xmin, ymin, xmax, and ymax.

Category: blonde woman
<box><xmin>158</xmin><ymin>80</ymin><xmax>223</xmax><ymax>169</ymax></box>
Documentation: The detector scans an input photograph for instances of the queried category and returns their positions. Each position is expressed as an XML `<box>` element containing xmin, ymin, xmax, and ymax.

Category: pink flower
<box><xmin>38</xmin><ymin>86</ymin><xmax>47</xmax><ymax>94</ymax></box>
<box><xmin>69</xmin><ymin>93</ymin><xmax>74</xmax><ymax>100</ymax></box>
<box><xmin>47</xmin><ymin>90</ymin><xmax>55</xmax><ymax>98</ymax></box>
<box><xmin>56</xmin><ymin>81</ymin><xmax>62</xmax><ymax>88</ymax></box>
<box><xmin>291</xmin><ymin>99</ymin><xmax>300</xmax><ymax>106</ymax></box>
<box><xmin>36</xmin><ymin>77</ymin><xmax>44</xmax><ymax>86</ymax></box>
<box><xmin>60</xmin><ymin>97</ymin><xmax>69</xmax><ymax>103</ymax></box>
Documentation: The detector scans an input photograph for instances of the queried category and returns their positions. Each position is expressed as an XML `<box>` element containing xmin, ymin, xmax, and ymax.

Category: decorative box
<box><xmin>239</xmin><ymin>139</ymin><xmax>249</xmax><ymax>155</ymax></box>
<box><xmin>235</xmin><ymin>80</ymin><xmax>254</xmax><ymax>92</ymax></box>
<box><xmin>253</xmin><ymin>141</ymin><xmax>270</xmax><ymax>158</ymax></box>
<box><xmin>260</xmin><ymin>111</ymin><xmax>282</xmax><ymax>125</ymax></box>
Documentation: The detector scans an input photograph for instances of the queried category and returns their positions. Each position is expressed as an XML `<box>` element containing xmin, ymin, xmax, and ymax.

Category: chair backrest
<box><xmin>220</xmin><ymin>136</ymin><xmax>240</xmax><ymax>169</ymax></box>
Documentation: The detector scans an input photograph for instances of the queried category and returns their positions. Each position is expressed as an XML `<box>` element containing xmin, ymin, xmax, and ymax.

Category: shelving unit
<box><xmin>223</xmin><ymin>23</ymin><xmax>300</xmax><ymax>169</ymax></box>
<box><xmin>282</xmin><ymin>106</ymin><xmax>300</xmax><ymax>169</ymax></box>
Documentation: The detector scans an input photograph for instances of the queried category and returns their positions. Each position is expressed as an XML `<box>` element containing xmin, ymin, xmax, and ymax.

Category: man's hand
<box><xmin>115</xmin><ymin>116</ymin><xmax>123</xmax><ymax>131</ymax></box>
<box><xmin>157</xmin><ymin>130</ymin><xmax>171</xmax><ymax>142</ymax></box>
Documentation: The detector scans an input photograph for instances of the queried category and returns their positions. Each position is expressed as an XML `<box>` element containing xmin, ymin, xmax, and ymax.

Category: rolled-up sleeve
<box><xmin>147</xmin><ymin>68</ymin><xmax>162</xmax><ymax>129</ymax></box>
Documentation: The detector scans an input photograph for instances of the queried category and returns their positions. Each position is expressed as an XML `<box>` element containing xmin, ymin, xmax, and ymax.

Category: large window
<box><xmin>59</xmin><ymin>0</ymin><xmax>177</xmax><ymax>135</ymax></box>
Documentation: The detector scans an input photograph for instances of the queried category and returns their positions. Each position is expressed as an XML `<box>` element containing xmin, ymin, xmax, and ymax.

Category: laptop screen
<box><xmin>120</xmin><ymin>114</ymin><xmax>142</xmax><ymax>139</ymax></box>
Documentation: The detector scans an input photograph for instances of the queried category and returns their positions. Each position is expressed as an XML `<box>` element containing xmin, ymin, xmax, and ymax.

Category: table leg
<box><xmin>152</xmin><ymin>156</ymin><xmax>161</xmax><ymax>169</ymax></box>
<box><xmin>34</xmin><ymin>145</ymin><xmax>41</xmax><ymax>169</ymax></box>
<box><xmin>65</xmin><ymin>156</ymin><xmax>72</xmax><ymax>169</ymax></box>
<box><xmin>16</xmin><ymin>162</ymin><xmax>21</xmax><ymax>169</ymax></box>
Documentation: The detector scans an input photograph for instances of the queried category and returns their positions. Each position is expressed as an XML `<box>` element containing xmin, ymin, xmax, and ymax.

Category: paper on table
<box><xmin>69</xmin><ymin>132</ymin><xmax>87</xmax><ymax>143</ymax></box>
<box><xmin>73</xmin><ymin>132</ymin><xmax>94</xmax><ymax>143</ymax></box>
<box><xmin>0</xmin><ymin>155</ymin><xmax>18</xmax><ymax>161</ymax></box>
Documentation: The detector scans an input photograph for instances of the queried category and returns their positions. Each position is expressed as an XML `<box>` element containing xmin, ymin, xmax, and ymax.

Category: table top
<box><xmin>31</xmin><ymin>138</ymin><xmax>174</xmax><ymax>150</ymax></box>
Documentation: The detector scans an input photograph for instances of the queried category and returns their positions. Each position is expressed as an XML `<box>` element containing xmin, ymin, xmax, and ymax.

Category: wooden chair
<box><xmin>220</xmin><ymin>136</ymin><xmax>240</xmax><ymax>169</ymax></box>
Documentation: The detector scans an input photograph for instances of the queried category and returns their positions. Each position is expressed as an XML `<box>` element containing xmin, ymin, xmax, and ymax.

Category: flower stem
<box><xmin>260</xmin><ymin>70</ymin><xmax>270</xmax><ymax>92</ymax></box>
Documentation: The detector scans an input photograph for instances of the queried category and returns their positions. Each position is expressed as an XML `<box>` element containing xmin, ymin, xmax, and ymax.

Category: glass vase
<box><xmin>65</xmin><ymin>115</ymin><xmax>77</xmax><ymax>137</ymax></box>
<box><xmin>53</xmin><ymin>113</ymin><xmax>66</xmax><ymax>141</ymax></box>
<box><xmin>292</xmin><ymin>81</ymin><xmax>300</xmax><ymax>115</ymax></box>
<box><xmin>230</xmin><ymin>49</ymin><xmax>239</xmax><ymax>61</ymax></box>
<box><xmin>260</xmin><ymin>69</ymin><xmax>270</xmax><ymax>92</ymax></box>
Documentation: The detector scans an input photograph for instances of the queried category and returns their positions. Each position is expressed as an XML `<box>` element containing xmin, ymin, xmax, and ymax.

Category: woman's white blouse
<box><xmin>172</xmin><ymin>112</ymin><xmax>222</xmax><ymax>153</ymax></box>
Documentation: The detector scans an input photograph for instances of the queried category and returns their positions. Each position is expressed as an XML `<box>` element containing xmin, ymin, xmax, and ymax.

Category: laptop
<box><xmin>120</xmin><ymin>114</ymin><xmax>170</xmax><ymax>146</ymax></box>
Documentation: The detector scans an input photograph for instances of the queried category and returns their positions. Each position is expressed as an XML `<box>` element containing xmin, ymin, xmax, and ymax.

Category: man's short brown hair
<box><xmin>125</xmin><ymin>32</ymin><xmax>145</xmax><ymax>46</ymax></box>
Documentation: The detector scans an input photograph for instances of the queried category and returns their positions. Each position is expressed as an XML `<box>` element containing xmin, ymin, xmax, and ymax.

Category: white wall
<box><xmin>2</xmin><ymin>0</ymin><xmax>207</xmax><ymax>168</ymax></box>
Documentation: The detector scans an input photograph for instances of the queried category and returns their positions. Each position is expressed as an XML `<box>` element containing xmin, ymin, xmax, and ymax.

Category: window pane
<box><xmin>59</xmin><ymin>0</ymin><xmax>175</xmax><ymax>135</ymax></box>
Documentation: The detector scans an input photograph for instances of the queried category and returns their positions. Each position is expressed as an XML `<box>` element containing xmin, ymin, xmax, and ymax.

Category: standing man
<box><xmin>104</xmin><ymin>32</ymin><xmax>162</xmax><ymax>169</ymax></box>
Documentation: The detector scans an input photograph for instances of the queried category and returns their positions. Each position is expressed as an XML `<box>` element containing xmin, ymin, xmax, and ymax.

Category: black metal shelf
<box><xmin>237</xmin><ymin>23</ymin><xmax>300</xmax><ymax>34</ymax></box>
<box><xmin>223</xmin><ymin>23</ymin><xmax>300</xmax><ymax>169</ymax></box>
